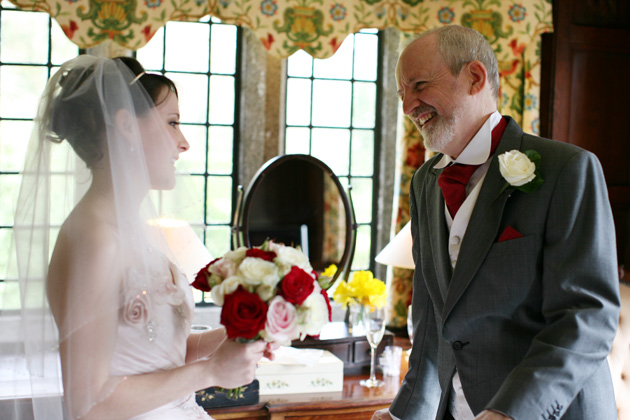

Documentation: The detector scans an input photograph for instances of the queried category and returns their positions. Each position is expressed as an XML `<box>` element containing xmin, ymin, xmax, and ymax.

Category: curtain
<box><xmin>11</xmin><ymin>0</ymin><xmax>551</xmax><ymax>59</ymax></box>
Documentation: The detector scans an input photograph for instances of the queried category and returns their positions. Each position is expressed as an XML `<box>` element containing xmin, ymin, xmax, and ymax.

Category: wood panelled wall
<box><xmin>540</xmin><ymin>0</ymin><xmax>630</xmax><ymax>271</ymax></box>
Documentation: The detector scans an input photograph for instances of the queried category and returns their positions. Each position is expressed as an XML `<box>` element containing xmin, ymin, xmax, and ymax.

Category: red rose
<box><xmin>190</xmin><ymin>258</ymin><xmax>221</xmax><ymax>292</ymax></box>
<box><xmin>278</xmin><ymin>266</ymin><xmax>315</xmax><ymax>305</ymax></box>
<box><xmin>246</xmin><ymin>248</ymin><xmax>277</xmax><ymax>262</ymax></box>
<box><xmin>221</xmin><ymin>286</ymin><xmax>268</xmax><ymax>340</ymax></box>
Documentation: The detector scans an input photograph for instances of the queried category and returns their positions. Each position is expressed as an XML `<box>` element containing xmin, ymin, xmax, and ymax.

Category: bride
<box><xmin>7</xmin><ymin>55</ymin><xmax>273</xmax><ymax>420</ymax></box>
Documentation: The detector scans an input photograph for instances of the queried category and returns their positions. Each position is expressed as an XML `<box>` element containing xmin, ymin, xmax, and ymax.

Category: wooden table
<box><xmin>207</xmin><ymin>337</ymin><xmax>410</xmax><ymax>420</ymax></box>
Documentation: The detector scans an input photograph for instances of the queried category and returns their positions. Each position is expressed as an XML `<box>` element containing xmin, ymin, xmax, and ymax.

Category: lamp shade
<box><xmin>375</xmin><ymin>221</ymin><xmax>414</xmax><ymax>269</ymax></box>
<box><xmin>150</xmin><ymin>218</ymin><xmax>212</xmax><ymax>283</ymax></box>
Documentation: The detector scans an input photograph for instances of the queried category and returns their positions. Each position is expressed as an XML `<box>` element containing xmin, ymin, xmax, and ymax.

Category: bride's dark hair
<box><xmin>48</xmin><ymin>56</ymin><xmax>178</xmax><ymax>168</ymax></box>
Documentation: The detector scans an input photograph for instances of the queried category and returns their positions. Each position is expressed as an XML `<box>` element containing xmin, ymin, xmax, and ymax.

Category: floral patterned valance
<box><xmin>9</xmin><ymin>0</ymin><xmax>552</xmax><ymax>59</ymax></box>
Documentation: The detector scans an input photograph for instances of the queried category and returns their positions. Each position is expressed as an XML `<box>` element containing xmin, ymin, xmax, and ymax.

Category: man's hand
<box><xmin>474</xmin><ymin>409</ymin><xmax>513</xmax><ymax>420</ymax></box>
<box><xmin>371</xmin><ymin>408</ymin><xmax>394</xmax><ymax>419</ymax></box>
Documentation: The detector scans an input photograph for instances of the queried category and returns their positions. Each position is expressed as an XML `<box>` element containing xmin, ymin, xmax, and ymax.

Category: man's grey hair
<box><xmin>399</xmin><ymin>26</ymin><xmax>500</xmax><ymax>100</ymax></box>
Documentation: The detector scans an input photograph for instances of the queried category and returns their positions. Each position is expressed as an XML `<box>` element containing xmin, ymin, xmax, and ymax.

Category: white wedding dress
<box><xmin>110</xmin><ymin>260</ymin><xmax>213</xmax><ymax>420</ymax></box>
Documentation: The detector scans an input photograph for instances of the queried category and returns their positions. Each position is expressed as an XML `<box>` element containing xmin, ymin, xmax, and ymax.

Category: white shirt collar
<box><xmin>433</xmin><ymin>111</ymin><xmax>502</xmax><ymax>169</ymax></box>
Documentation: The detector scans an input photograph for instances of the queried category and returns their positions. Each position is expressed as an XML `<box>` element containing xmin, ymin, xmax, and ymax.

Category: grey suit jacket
<box><xmin>390</xmin><ymin>117</ymin><xmax>621</xmax><ymax>420</ymax></box>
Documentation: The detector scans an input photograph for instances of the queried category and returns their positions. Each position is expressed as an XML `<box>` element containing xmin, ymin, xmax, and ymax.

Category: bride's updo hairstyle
<box><xmin>46</xmin><ymin>56</ymin><xmax>178</xmax><ymax>168</ymax></box>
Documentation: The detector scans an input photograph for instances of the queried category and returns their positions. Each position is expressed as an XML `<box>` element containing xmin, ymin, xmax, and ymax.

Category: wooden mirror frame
<box><xmin>232</xmin><ymin>154</ymin><xmax>356</xmax><ymax>283</ymax></box>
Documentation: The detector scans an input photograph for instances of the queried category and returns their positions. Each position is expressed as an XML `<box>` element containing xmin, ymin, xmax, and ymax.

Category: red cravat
<box><xmin>438</xmin><ymin>117</ymin><xmax>507</xmax><ymax>218</ymax></box>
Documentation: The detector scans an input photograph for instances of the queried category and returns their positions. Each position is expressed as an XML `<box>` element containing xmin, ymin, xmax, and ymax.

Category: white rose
<box><xmin>275</xmin><ymin>246</ymin><xmax>313</xmax><ymax>277</ymax></box>
<box><xmin>256</xmin><ymin>283</ymin><xmax>277</xmax><ymax>301</ymax></box>
<box><xmin>237</xmin><ymin>257</ymin><xmax>280</xmax><ymax>288</ymax></box>
<box><xmin>296</xmin><ymin>291</ymin><xmax>328</xmax><ymax>339</ymax></box>
<box><xmin>223</xmin><ymin>247</ymin><xmax>248</xmax><ymax>263</ymax></box>
<box><xmin>498</xmin><ymin>150</ymin><xmax>536</xmax><ymax>187</ymax></box>
<box><xmin>211</xmin><ymin>275</ymin><xmax>241</xmax><ymax>306</ymax></box>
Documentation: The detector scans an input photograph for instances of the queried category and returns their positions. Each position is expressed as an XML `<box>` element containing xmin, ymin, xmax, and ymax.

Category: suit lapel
<box><xmin>442</xmin><ymin>117</ymin><xmax>524</xmax><ymax>322</ymax></box>
<box><xmin>426</xmin><ymin>166</ymin><xmax>452</xmax><ymax>301</ymax></box>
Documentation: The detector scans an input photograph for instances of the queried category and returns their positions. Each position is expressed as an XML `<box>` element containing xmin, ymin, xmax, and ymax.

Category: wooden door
<box><xmin>543</xmin><ymin>0</ymin><xmax>630</xmax><ymax>272</ymax></box>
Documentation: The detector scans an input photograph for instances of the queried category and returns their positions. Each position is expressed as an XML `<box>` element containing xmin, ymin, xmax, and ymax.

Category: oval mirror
<box><xmin>234</xmin><ymin>154</ymin><xmax>355</xmax><ymax>283</ymax></box>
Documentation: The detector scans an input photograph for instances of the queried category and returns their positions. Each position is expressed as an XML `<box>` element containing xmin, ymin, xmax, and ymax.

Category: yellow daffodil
<box><xmin>318</xmin><ymin>264</ymin><xmax>338</xmax><ymax>290</ymax></box>
<box><xmin>333</xmin><ymin>270</ymin><xmax>387</xmax><ymax>310</ymax></box>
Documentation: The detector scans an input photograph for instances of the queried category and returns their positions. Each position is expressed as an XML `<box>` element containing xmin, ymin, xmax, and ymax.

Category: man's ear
<box><xmin>466</xmin><ymin>60</ymin><xmax>488</xmax><ymax>95</ymax></box>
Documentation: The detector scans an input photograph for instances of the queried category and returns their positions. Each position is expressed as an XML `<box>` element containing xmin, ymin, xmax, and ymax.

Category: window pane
<box><xmin>157</xmin><ymin>175</ymin><xmax>205</xmax><ymax>224</ymax></box>
<box><xmin>352</xmin><ymin>82</ymin><xmax>376</xmax><ymax>128</ymax></box>
<box><xmin>0</xmin><ymin>120</ymin><xmax>32</xmax><ymax>171</ymax></box>
<box><xmin>338</xmin><ymin>176</ymin><xmax>349</xmax><ymax>190</ymax></box>
<box><xmin>0</xmin><ymin>280</ymin><xmax>20</xmax><ymax>309</ymax></box>
<box><xmin>0</xmin><ymin>10</ymin><xmax>49</xmax><ymax>64</ymax></box>
<box><xmin>206</xmin><ymin>176</ymin><xmax>232</xmax><ymax>224</ymax></box>
<box><xmin>210</xmin><ymin>24</ymin><xmax>237</xmax><ymax>74</ymax></box>
<box><xmin>354</xmin><ymin>33</ymin><xmax>378</xmax><ymax>81</ymax></box>
<box><xmin>351</xmin><ymin>130</ymin><xmax>374</xmax><ymax>176</ymax></box>
<box><xmin>205</xmin><ymin>225</ymin><xmax>231</xmax><ymax>261</ymax></box>
<box><xmin>351</xmin><ymin>177</ymin><xmax>373</xmax><ymax>224</ymax></box>
<box><xmin>137</xmin><ymin>27</ymin><xmax>165</xmax><ymax>71</ymax></box>
<box><xmin>0</xmin><ymin>229</ymin><xmax>17</xmax><ymax>280</ymax></box>
<box><xmin>286</xmin><ymin>78</ymin><xmax>312</xmax><ymax>126</ymax></box>
<box><xmin>167</xmin><ymin>72</ymin><xmax>208</xmax><ymax>124</ymax></box>
<box><xmin>311</xmin><ymin>128</ymin><xmax>349</xmax><ymax>176</ymax></box>
<box><xmin>0</xmin><ymin>175</ymin><xmax>19</xmax><ymax>225</ymax></box>
<box><xmin>352</xmin><ymin>225</ymin><xmax>371</xmax><ymax>270</ymax></box>
<box><xmin>179</xmin><ymin>124</ymin><xmax>207</xmax><ymax>174</ymax></box>
<box><xmin>0</xmin><ymin>65</ymin><xmax>48</xmax><ymax>119</ymax></box>
<box><xmin>287</xmin><ymin>50</ymin><xmax>313</xmax><ymax>78</ymax></box>
<box><xmin>208</xmin><ymin>125</ymin><xmax>234</xmax><ymax>175</ymax></box>
<box><xmin>50</xmin><ymin>21</ymin><xmax>79</xmax><ymax>65</ymax></box>
<box><xmin>312</xmin><ymin>80</ymin><xmax>351</xmax><ymax>127</ymax></box>
<box><xmin>313</xmin><ymin>34</ymin><xmax>353</xmax><ymax>80</ymax></box>
<box><xmin>209</xmin><ymin>75</ymin><xmax>235</xmax><ymax>125</ymax></box>
<box><xmin>285</xmin><ymin>127</ymin><xmax>311</xmax><ymax>155</ymax></box>
<box><xmin>284</xmin><ymin>30</ymin><xmax>379</xmax><ymax>272</ymax></box>
<box><xmin>165</xmin><ymin>22</ymin><xmax>210</xmax><ymax>73</ymax></box>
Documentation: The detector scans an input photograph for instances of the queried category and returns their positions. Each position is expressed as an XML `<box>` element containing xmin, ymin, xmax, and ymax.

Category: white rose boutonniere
<box><xmin>497</xmin><ymin>149</ymin><xmax>544</xmax><ymax>197</ymax></box>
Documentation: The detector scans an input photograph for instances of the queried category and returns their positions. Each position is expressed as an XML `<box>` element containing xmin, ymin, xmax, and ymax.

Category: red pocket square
<box><xmin>498</xmin><ymin>226</ymin><xmax>523</xmax><ymax>242</ymax></box>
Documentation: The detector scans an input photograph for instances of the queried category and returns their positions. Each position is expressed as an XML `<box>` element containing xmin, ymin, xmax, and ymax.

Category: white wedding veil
<box><xmin>1</xmin><ymin>55</ymin><xmax>187</xmax><ymax>420</ymax></box>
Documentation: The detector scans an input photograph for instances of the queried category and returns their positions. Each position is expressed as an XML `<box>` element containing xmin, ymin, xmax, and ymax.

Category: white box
<box><xmin>255</xmin><ymin>348</ymin><xmax>344</xmax><ymax>395</ymax></box>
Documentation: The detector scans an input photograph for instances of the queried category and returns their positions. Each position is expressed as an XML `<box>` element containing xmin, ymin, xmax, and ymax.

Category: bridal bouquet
<box><xmin>191</xmin><ymin>241</ymin><xmax>333</xmax><ymax>345</ymax></box>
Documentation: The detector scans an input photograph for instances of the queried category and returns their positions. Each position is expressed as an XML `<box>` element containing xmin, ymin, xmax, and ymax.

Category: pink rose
<box><xmin>263</xmin><ymin>296</ymin><xmax>298</xmax><ymax>345</ymax></box>
<box><xmin>124</xmin><ymin>292</ymin><xmax>150</xmax><ymax>324</ymax></box>
<box><xmin>209</xmin><ymin>257</ymin><xmax>237</xmax><ymax>279</ymax></box>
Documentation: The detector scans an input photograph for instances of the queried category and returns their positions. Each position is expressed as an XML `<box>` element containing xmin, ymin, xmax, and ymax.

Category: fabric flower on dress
<box><xmin>124</xmin><ymin>291</ymin><xmax>150</xmax><ymax>325</ymax></box>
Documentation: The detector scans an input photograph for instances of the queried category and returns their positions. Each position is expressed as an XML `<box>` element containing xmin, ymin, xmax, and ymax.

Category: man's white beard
<box><xmin>420</xmin><ymin>108</ymin><xmax>462</xmax><ymax>154</ymax></box>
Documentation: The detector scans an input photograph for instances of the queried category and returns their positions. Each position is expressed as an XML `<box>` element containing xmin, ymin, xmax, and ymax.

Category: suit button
<box><xmin>452</xmin><ymin>341</ymin><xmax>467</xmax><ymax>351</ymax></box>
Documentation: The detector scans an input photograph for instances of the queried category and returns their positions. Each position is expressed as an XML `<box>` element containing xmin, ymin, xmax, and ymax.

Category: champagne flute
<box><xmin>360</xmin><ymin>304</ymin><xmax>386</xmax><ymax>388</ymax></box>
